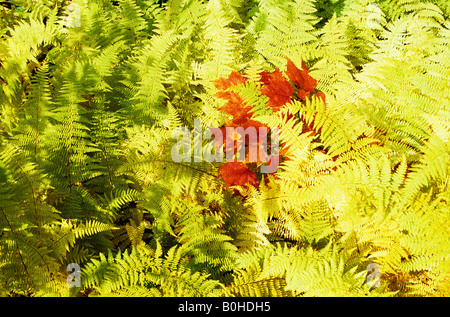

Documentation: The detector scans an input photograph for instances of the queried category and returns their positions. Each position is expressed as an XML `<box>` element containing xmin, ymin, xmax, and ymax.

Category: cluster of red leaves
<box><xmin>213</xmin><ymin>58</ymin><xmax>326</xmax><ymax>191</ymax></box>
<box><xmin>213</xmin><ymin>72</ymin><xmax>263</xmax><ymax>190</ymax></box>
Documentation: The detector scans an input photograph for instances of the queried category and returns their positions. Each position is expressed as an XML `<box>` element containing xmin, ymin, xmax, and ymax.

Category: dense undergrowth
<box><xmin>0</xmin><ymin>0</ymin><xmax>449</xmax><ymax>297</ymax></box>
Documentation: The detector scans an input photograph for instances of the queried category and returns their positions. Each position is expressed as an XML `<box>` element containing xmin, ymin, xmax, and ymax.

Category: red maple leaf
<box><xmin>259</xmin><ymin>70</ymin><xmax>272</xmax><ymax>86</ymax></box>
<box><xmin>219</xmin><ymin>161</ymin><xmax>258</xmax><ymax>189</ymax></box>
<box><xmin>214</xmin><ymin>71</ymin><xmax>248</xmax><ymax>91</ymax></box>
<box><xmin>214</xmin><ymin>72</ymin><xmax>258</xmax><ymax>127</ymax></box>
<box><xmin>297</xmin><ymin>89</ymin><xmax>311</xmax><ymax>101</ymax></box>
<box><xmin>259</xmin><ymin>69</ymin><xmax>293</xmax><ymax>112</ymax></box>
<box><xmin>217</xmin><ymin>92</ymin><xmax>254</xmax><ymax>125</ymax></box>
<box><xmin>285</xmin><ymin>58</ymin><xmax>317</xmax><ymax>94</ymax></box>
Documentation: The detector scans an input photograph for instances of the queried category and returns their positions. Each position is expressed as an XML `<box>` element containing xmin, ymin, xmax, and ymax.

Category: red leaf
<box><xmin>214</xmin><ymin>72</ymin><xmax>257</xmax><ymax>127</ymax></box>
<box><xmin>259</xmin><ymin>69</ymin><xmax>293</xmax><ymax>112</ymax></box>
<box><xmin>217</xmin><ymin>92</ymin><xmax>254</xmax><ymax>125</ymax></box>
<box><xmin>285</xmin><ymin>58</ymin><xmax>317</xmax><ymax>93</ymax></box>
<box><xmin>297</xmin><ymin>89</ymin><xmax>310</xmax><ymax>101</ymax></box>
<box><xmin>214</xmin><ymin>72</ymin><xmax>248</xmax><ymax>91</ymax></box>
<box><xmin>259</xmin><ymin>71</ymin><xmax>272</xmax><ymax>86</ymax></box>
<box><xmin>219</xmin><ymin>162</ymin><xmax>258</xmax><ymax>189</ymax></box>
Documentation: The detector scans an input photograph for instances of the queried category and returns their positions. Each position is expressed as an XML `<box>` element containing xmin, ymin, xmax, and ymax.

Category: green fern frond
<box><xmin>396</xmin><ymin>135</ymin><xmax>450</xmax><ymax>213</ymax></box>
<box><xmin>252</xmin><ymin>0</ymin><xmax>319</xmax><ymax>69</ymax></box>
<box><xmin>0</xmin><ymin>16</ymin><xmax>58</xmax><ymax>111</ymax></box>
<box><xmin>82</xmin><ymin>244</ymin><xmax>224</xmax><ymax>296</ymax></box>
<box><xmin>130</xmin><ymin>31</ymin><xmax>180</xmax><ymax>123</ymax></box>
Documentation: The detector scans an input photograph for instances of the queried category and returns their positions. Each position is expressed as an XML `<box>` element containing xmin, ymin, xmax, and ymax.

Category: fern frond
<box><xmin>130</xmin><ymin>31</ymin><xmax>180</xmax><ymax>123</ymax></box>
<box><xmin>252</xmin><ymin>0</ymin><xmax>318</xmax><ymax>69</ymax></box>
<box><xmin>0</xmin><ymin>16</ymin><xmax>58</xmax><ymax>111</ymax></box>
<box><xmin>82</xmin><ymin>244</ymin><xmax>224</xmax><ymax>296</ymax></box>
